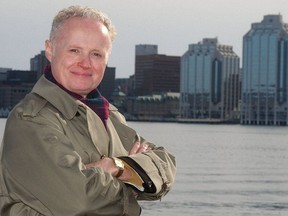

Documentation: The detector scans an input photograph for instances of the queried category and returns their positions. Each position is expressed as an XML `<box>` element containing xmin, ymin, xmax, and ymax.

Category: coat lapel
<box><xmin>106</xmin><ymin>118</ymin><xmax>129</xmax><ymax>157</ymax></box>
<box><xmin>86</xmin><ymin>108</ymin><xmax>109</xmax><ymax>156</ymax></box>
<box><xmin>108</xmin><ymin>112</ymin><xmax>138</xmax><ymax>155</ymax></box>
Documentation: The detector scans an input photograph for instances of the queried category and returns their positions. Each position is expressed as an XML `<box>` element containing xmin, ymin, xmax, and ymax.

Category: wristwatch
<box><xmin>111</xmin><ymin>157</ymin><xmax>125</xmax><ymax>178</ymax></box>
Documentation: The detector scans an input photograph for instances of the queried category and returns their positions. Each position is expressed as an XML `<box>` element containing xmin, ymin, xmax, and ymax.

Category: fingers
<box><xmin>129</xmin><ymin>134</ymin><xmax>151</xmax><ymax>155</ymax></box>
<box><xmin>129</xmin><ymin>143</ymin><xmax>149</xmax><ymax>154</ymax></box>
<box><xmin>129</xmin><ymin>140</ymin><xmax>141</xmax><ymax>155</ymax></box>
<box><xmin>137</xmin><ymin>143</ymin><xmax>150</xmax><ymax>153</ymax></box>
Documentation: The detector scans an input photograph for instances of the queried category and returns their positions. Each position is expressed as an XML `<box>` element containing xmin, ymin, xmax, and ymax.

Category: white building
<box><xmin>180</xmin><ymin>38</ymin><xmax>240</xmax><ymax>121</ymax></box>
<box><xmin>241</xmin><ymin>15</ymin><xmax>288</xmax><ymax>125</ymax></box>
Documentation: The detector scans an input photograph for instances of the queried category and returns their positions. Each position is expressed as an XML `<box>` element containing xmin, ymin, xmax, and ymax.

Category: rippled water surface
<box><xmin>1</xmin><ymin>119</ymin><xmax>288</xmax><ymax>216</ymax></box>
<box><xmin>128</xmin><ymin>122</ymin><xmax>288</xmax><ymax>216</ymax></box>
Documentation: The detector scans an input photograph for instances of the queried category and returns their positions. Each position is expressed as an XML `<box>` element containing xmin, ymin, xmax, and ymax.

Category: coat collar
<box><xmin>32</xmin><ymin>76</ymin><xmax>79</xmax><ymax>120</ymax></box>
<box><xmin>32</xmin><ymin>75</ymin><xmax>118</xmax><ymax>119</ymax></box>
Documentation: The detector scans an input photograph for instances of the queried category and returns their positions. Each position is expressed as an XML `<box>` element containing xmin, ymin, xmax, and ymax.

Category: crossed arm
<box><xmin>85</xmin><ymin>137</ymin><xmax>151</xmax><ymax>191</ymax></box>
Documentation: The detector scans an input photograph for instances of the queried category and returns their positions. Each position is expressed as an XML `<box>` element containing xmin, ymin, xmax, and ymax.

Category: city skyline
<box><xmin>1</xmin><ymin>0</ymin><xmax>287</xmax><ymax>78</ymax></box>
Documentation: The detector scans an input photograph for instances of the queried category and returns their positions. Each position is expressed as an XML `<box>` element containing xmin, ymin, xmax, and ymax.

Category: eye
<box><xmin>92</xmin><ymin>52</ymin><xmax>102</xmax><ymax>57</ymax></box>
<box><xmin>70</xmin><ymin>48</ymin><xmax>79</xmax><ymax>53</ymax></box>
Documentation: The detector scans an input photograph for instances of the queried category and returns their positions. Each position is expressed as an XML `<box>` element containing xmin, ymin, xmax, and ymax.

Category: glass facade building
<box><xmin>241</xmin><ymin>15</ymin><xmax>288</xmax><ymax>125</ymax></box>
<box><xmin>180</xmin><ymin>38</ymin><xmax>240</xmax><ymax>121</ymax></box>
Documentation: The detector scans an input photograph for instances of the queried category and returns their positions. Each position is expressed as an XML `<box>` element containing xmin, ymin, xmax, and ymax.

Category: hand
<box><xmin>85</xmin><ymin>157</ymin><xmax>119</xmax><ymax>177</ymax></box>
<box><xmin>85</xmin><ymin>134</ymin><xmax>151</xmax><ymax>179</ymax></box>
<box><xmin>85</xmin><ymin>157</ymin><xmax>132</xmax><ymax>180</ymax></box>
<box><xmin>129</xmin><ymin>134</ymin><xmax>151</xmax><ymax>155</ymax></box>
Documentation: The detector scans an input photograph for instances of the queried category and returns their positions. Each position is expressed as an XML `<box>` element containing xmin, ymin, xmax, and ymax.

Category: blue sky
<box><xmin>1</xmin><ymin>0</ymin><xmax>287</xmax><ymax>77</ymax></box>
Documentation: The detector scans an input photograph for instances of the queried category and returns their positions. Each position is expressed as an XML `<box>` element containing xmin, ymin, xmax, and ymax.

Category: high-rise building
<box><xmin>180</xmin><ymin>38</ymin><xmax>240</xmax><ymax>121</ymax></box>
<box><xmin>241</xmin><ymin>15</ymin><xmax>288</xmax><ymax>125</ymax></box>
<box><xmin>98</xmin><ymin>66</ymin><xmax>116</xmax><ymax>100</ymax></box>
<box><xmin>135</xmin><ymin>44</ymin><xmax>158</xmax><ymax>56</ymax></box>
<box><xmin>30</xmin><ymin>50</ymin><xmax>49</xmax><ymax>79</ymax></box>
<box><xmin>134</xmin><ymin>44</ymin><xmax>180</xmax><ymax>96</ymax></box>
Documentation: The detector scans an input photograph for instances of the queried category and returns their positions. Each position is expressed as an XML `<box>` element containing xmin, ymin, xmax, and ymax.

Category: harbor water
<box><xmin>1</xmin><ymin>119</ymin><xmax>288</xmax><ymax>216</ymax></box>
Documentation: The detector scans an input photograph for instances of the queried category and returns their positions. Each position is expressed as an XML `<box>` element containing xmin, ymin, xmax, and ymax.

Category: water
<box><xmin>1</xmin><ymin>119</ymin><xmax>288</xmax><ymax>216</ymax></box>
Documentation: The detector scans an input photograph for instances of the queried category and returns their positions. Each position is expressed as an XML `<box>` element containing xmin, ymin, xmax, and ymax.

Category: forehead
<box><xmin>56</xmin><ymin>17</ymin><xmax>110</xmax><ymax>39</ymax></box>
<box><xmin>54</xmin><ymin>17</ymin><xmax>112</xmax><ymax>48</ymax></box>
<box><xmin>61</xmin><ymin>17</ymin><xmax>108</xmax><ymax>34</ymax></box>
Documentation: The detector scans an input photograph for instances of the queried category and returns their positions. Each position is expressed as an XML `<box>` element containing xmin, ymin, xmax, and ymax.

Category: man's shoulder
<box><xmin>10</xmin><ymin>93</ymin><xmax>48</xmax><ymax>119</ymax></box>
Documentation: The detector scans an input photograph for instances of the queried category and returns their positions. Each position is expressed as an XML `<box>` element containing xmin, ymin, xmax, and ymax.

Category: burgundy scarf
<box><xmin>44</xmin><ymin>66</ymin><xmax>109</xmax><ymax>127</ymax></box>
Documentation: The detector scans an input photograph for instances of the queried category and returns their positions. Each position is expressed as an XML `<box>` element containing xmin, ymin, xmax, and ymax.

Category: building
<box><xmin>110</xmin><ymin>86</ymin><xmax>126</xmax><ymax>114</ymax></box>
<box><xmin>135</xmin><ymin>44</ymin><xmax>158</xmax><ymax>56</ymax></box>
<box><xmin>127</xmin><ymin>74</ymin><xmax>135</xmax><ymax>97</ymax></box>
<box><xmin>6</xmin><ymin>70</ymin><xmax>37</xmax><ymax>83</ymax></box>
<box><xmin>134</xmin><ymin>44</ymin><xmax>180</xmax><ymax>96</ymax></box>
<box><xmin>114</xmin><ymin>78</ymin><xmax>129</xmax><ymax>95</ymax></box>
<box><xmin>241</xmin><ymin>15</ymin><xmax>288</xmax><ymax>125</ymax></box>
<box><xmin>180</xmin><ymin>38</ymin><xmax>240</xmax><ymax>121</ymax></box>
<box><xmin>0</xmin><ymin>82</ymin><xmax>35</xmax><ymax>111</ymax></box>
<box><xmin>0</xmin><ymin>68</ymin><xmax>11</xmax><ymax>81</ymax></box>
<box><xmin>0</xmin><ymin>70</ymin><xmax>37</xmax><ymax>116</ymax></box>
<box><xmin>98</xmin><ymin>66</ymin><xmax>116</xmax><ymax>100</ymax></box>
<box><xmin>30</xmin><ymin>50</ymin><xmax>49</xmax><ymax>79</ymax></box>
<box><xmin>125</xmin><ymin>92</ymin><xmax>180</xmax><ymax>121</ymax></box>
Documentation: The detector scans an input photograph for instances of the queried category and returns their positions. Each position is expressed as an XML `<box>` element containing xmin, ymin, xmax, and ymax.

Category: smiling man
<box><xmin>0</xmin><ymin>5</ymin><xmax>176</xmax><ymax>216</ymax></box>
<box><xmin>45</xmin><ymin>16</ymin><xmax>111</xmax><ymax>97</ymax></box>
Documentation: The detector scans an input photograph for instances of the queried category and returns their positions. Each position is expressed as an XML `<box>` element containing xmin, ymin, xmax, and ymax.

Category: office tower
<box><xmin>180</xmin><ymin>38</ymin><xmax>240</xmax><ymax>120</ymax></box>
<box><xmin>30</xmin><ymin>50</ymin><xmax>49</xmax><ymax>79</ymax></box>
<box><xmin>135</xmin><ymin>44</ymin><xmax>158</xmax><ymax>56</ymax></box>
<box><xmin>241</xmin><ymin>15</ymin><xmax>288</xmax><ymax>125</ymax></box>
<box><xmin>98</xmin><ymin>66</ymin><xmax>116</xmax><ymax>100</ymax></box>
<box><xmin>134</xmin><ymin>44</ymin><xmax>180</xmax><ymax>96</ymax></box>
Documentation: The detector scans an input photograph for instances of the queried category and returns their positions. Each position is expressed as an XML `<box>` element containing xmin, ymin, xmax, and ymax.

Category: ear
<box><xmin>45</xmin><ymin>40</ymin><xmax>52</xmax><ymax>62</ymax></box>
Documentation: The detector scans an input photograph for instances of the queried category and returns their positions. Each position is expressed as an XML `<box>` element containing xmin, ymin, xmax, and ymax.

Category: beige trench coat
<box><xmin>0</xmin><ymin>76</ymin><xmax>176</xmax><ymax>216</ymax></box>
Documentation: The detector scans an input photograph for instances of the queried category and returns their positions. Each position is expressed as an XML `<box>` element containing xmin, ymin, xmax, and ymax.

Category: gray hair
<box><xmin>49</xmin><ymin>5</ymin><xmax>117</xmax><ymax>42</ymax></box>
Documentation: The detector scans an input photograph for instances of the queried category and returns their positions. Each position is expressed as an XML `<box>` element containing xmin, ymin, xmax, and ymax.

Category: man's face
<box><xmin>45</xmin><ymin>17</ymin><xmax>112</xmax><ymax>97</ymax></box>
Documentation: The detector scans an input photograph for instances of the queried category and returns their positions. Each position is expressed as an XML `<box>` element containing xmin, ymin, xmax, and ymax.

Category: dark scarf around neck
<box><xmin>44</xmin><ymin>65</ymin><xmax>109</xmax><ymax>127</ymax></box>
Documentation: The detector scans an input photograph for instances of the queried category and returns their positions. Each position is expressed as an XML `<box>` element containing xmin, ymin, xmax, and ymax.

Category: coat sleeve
<box><xmin>1</xmin><ymin>108</ymin><xmax>140</xmax><ymax>215</ymax></box>
<box><xmin>109</xmin><ymin>109</ymin><xmax>177</xmax><ymax>201</ymax></box>
<box><xmin>125</xmin><ymin>139</ymin><xmax>176</xmax><ymax>201</ymax></box>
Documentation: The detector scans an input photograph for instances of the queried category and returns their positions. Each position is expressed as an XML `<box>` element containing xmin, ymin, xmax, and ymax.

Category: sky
<box><xmin>1</xmin><ymin>0</ymin><xmax>288</xmax><ymax>78</ymax></box>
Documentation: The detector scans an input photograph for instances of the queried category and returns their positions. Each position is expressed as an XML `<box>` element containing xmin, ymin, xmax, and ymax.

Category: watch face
<box><xmin>114</xmin><ymin>158</ymin><xmax>124</xmax><ymax>170</ymax></box>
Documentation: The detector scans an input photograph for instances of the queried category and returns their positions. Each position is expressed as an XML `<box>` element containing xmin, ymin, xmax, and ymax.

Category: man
<box><xmin>0</xmin><ymin>5</ymin><xmax>176</xmax><ymax>216</ymax></box>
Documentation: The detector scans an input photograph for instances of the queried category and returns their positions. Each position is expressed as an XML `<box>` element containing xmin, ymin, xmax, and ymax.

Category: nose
<box><xmin>78</xmin><ymin>54</ymin><xmax>91</xmax><ymax>69</ymax></box>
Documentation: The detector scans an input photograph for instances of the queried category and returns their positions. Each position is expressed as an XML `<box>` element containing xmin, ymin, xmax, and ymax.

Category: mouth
<box><xmin>71</xmin><ymin>71</ymin><xmax>92</xmax><ymax>78</ymax></box>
